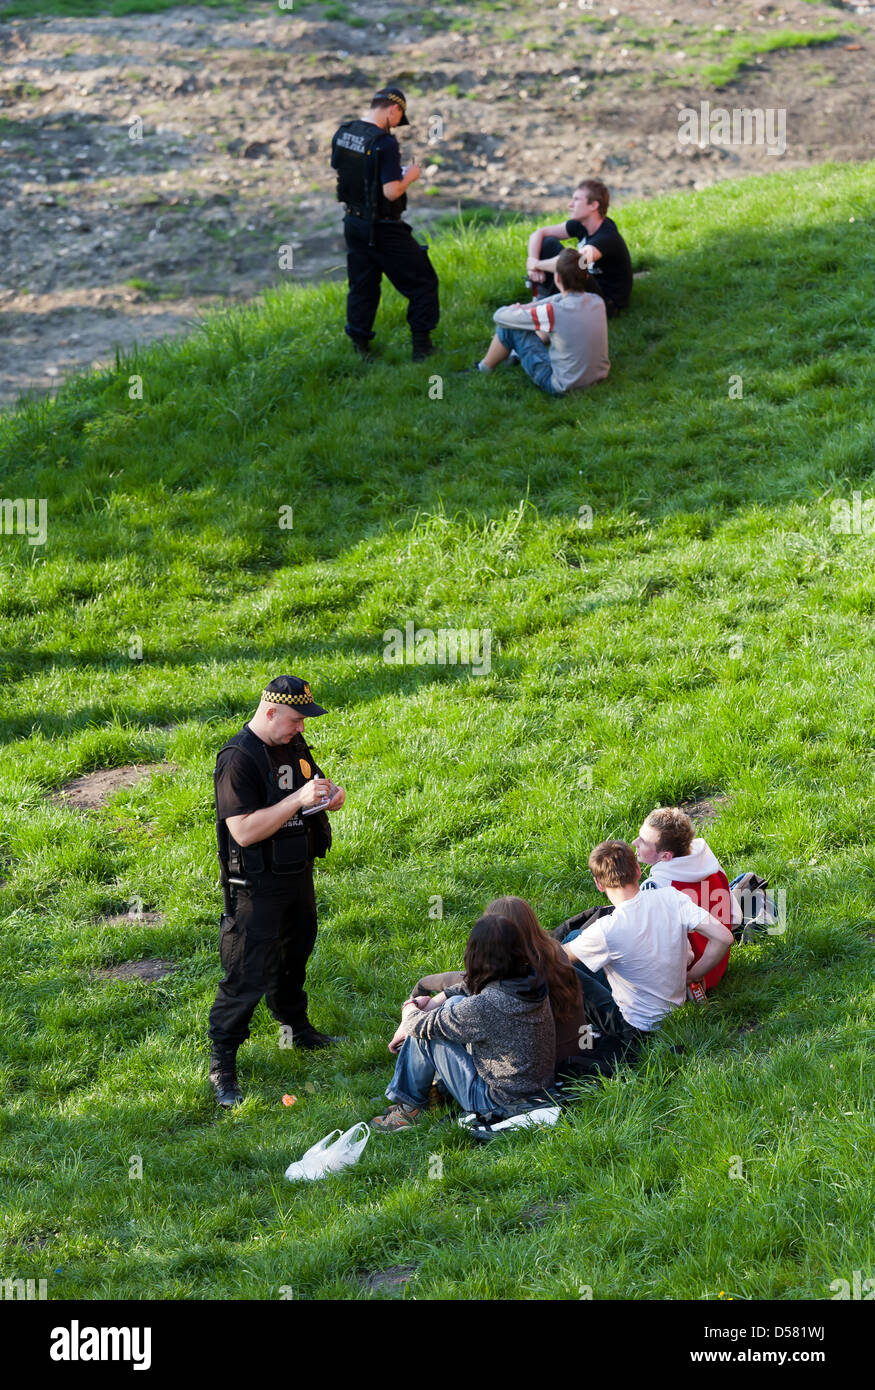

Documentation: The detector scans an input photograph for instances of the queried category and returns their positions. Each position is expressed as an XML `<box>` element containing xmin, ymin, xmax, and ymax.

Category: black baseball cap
<box><xmin>261</xmin><ymin>675</ymin><xmax>326</xmax><ymax>716</ymax></box>
<box><xmin>372</xmin><ymin>85</ymin><xmax>409</xmax><ymax>124</ymax></box>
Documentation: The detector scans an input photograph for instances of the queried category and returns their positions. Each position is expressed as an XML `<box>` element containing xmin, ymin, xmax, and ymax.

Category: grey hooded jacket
<box><xmin>400</xmin><ymin>974</ymin><xmax>555</xmax><ymax>1109</ymax></box>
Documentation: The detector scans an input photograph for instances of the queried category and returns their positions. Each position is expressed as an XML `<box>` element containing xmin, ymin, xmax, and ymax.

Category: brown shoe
<box><xmin>371</xmin><ymin>1102</ymin><xmax>427</xmax><ymax>1132</ymax></box>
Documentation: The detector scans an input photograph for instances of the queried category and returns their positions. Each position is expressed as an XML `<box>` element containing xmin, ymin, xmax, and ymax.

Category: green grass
<box><xmin>1</xmin><ymin>162</ymin><xmax>874</xmax><ymax>1299</ymax></box>
<box><xmin>700</xmin><ymin>29</ymin><xmax>843</xmax><ymax>88</ymax></box>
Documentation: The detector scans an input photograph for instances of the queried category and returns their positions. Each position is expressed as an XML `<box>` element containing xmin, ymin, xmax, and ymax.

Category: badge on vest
<box><xmin>299</xmin><ymin>758</ymin><xmax>311</xmax><ymax>780</ymax></box>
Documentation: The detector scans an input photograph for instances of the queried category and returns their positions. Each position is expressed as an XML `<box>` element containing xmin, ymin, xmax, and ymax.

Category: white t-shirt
<box><xmin>566</xmin><ymin>887</ymin><xmax>713</xmax><ymax>1032</ymax></box>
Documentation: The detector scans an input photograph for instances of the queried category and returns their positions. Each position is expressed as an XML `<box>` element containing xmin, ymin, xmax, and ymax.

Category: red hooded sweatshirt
<box><xmin>640</xmin><ymin>838</ymin><xmax>736</xmax><ymax>991</ymax></box>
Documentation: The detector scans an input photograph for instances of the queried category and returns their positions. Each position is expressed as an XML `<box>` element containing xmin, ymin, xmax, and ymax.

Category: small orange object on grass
<box><xmin>282</xmin><ymin>1094</ymin><xmax>297</xmax><ymax>1107</ymax></box>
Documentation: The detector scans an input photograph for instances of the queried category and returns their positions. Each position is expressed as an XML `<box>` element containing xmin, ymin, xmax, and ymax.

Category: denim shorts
<box><xmin>495</xmin><ymin>324</ymin><xmax>565</xmax><ymax>397</ymax></box>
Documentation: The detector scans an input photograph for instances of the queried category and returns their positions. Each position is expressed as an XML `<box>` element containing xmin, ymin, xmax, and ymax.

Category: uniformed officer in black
<box><xmin>331</xmin><ymin>84</ymin><xmax>440</xmax><ymax>361</ymax></box>
<box><xmin>208</xmin><ymin>675</ymin><xmax>346</xmax><ymax>1107</ymax></box>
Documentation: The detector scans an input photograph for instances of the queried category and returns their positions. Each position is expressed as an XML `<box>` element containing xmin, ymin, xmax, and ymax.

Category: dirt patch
<box><xmin>53</xmin><ymin>762</ymin><xmax>174</xmax><ymax>809</ymax></box>
<box><xmin>93</xmin><ymin>957</ymin><xmax>177</xmax><ymax>981</ymax></box>
<box><xmin>99</xmin><ymin>909</ymin><xmax>165</xmax><ymax>928</ymax></box>
<box><xmin>0</xmin><ymin>0</ymin><xmax>872</xmax><ymax>409</ymax></box>
<box><xmin>4</xmin><ymin>1229</ymin><xmax>59</xmax><ymax>1251</ymax></box>
<box><xmin>679</xmin><ymin>794</ymin><xmax>729</xmax><ymax>823</ymax></box>
<box><xmin>737</xmin><ymin>1017</ymin><xmax>761</xmax><ymax>1032</ymax></box>
<box><xmin>514</xmin><ymin>1199</ymin><xmax>569</xmax><ymax>1229</ymax></box>
<box><xmin>359</xmin><ymin>1263</ymin><xmax>417</xmax><ymax>1294</ymax></box>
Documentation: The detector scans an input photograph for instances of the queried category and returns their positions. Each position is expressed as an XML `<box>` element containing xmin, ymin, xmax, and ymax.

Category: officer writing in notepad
<box><xmin>208</xmin><ymin>675</ymin><xmax>346</xmax><ymax>1108</ymax></box>
<box><xmin>331</xmin><ymin>84</ymin><xmax>440</xmax><ymax>361</ymax></box>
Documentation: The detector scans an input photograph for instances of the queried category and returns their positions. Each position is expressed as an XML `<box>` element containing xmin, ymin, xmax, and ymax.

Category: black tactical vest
<box><xmin>331</xmin><ymin>119</ymin><xmax>406</xmax><ymax>220</ymax></box>
<box><xmin>215</xmin><ymin>726</ymin><xmax>331</xmax><ymax>877</ymax></box>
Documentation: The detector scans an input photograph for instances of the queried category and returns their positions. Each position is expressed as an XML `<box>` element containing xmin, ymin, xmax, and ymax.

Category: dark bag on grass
<box><xmin>549</xmin><ymin>903</ymin><xmax>614</xmax><ymax>943</ymax></box>
<box><xmin>729</xmin><ymin>872</ymin><xmax>779</xmax><ymax>942</ymax></box>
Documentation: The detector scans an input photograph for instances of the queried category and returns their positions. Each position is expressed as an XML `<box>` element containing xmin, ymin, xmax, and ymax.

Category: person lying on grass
<box><xmin>372</xmin><ymin>913</ymin><xmax>563</xmax><ymax>1132</ymax></box>
<box><xmin>473</xmin><ymin>248</ymin><xmax>610</xmax><ymax>398</ymax></box>
<box><xmin>555</xmin><ymin>807</ymin><xmax>737</xmax><ymax>997</ymax></box>
<box><xmin>562</xmin><ymin>840</ymin><xmax>734</xmax><ymax>1040</ymax></box>
<box><xmin>396</xmin><ymin>894</ymin><xmax>636</xmax><ymax>1083</ymax></box>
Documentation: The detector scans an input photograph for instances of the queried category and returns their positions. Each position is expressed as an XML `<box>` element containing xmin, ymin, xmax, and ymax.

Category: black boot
<box><xmin>293</xmin><ymin>1025</ymin><xmax>339</xmax><ymax>1050</ymax></box>
<box><xmin>411</xmin><ymin>333</ymin><xmax>435</xmax><ymax>362</ymax></box>
<box><xmin>350</xmin><ymin>335</ymin><xmax>373</xmax><ymax>358</ymax></box>
<box><xmin>209</xmin><ymin>1044</ymin><xmax>243</xmax><ymax>1108</ymax></box>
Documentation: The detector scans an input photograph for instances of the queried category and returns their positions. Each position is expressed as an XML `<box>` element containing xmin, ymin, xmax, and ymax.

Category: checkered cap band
<box><xmin>262</xmin><ymin>686</ymin><xmax>313</xmax><ymax>707</ymax></box>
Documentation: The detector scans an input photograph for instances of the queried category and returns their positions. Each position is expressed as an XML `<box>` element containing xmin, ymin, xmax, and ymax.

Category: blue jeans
<box><xmin>387</xmin><ymin>1034</ymin><xmax>500</xmax><ymax>1115</ymax></box>
<box><xmin>495</xmin><ymin>324</ymin><xmax>565</xmax><ymax>397</ymax></box>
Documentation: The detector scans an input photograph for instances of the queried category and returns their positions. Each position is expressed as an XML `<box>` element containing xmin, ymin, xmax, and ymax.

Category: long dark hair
<box><xmin>484</xmin><ymin>895</ymin><xmax>582</xmax><ymax>1026</ymax></box>
<box><xmin>463</xmin><ymin>915</ymin><xmax>533</xmax><ymax>995</ymax></box>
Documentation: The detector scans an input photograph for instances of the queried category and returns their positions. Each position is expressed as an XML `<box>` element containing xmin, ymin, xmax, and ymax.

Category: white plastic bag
<box><xmin>284</xmin><ymin>1122</ymin><xmax>370</xmax><ymax>1182</ymax></box>
<box><xmin>284</xmin><ymin>1129</ymin><xmax>342</xmax><ymax>1182</ymax></box>
<box><xmin>320</xmin><ymin>1122</ymin><xmax>370</xmax><ymax>1173</ymax></box>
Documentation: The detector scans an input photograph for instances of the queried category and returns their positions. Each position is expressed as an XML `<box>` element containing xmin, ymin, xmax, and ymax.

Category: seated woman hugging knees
<box><xmin>373</xmin><ymin>912</ymin><xmax>560</xmax><ymax>1132</ymax></box>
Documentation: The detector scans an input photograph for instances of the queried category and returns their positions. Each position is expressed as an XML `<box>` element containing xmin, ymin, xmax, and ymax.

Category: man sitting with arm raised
<box><xmin>526</xmin><ymin>177</ymin><xmax>632</xmax><ymax>318</ymax></box>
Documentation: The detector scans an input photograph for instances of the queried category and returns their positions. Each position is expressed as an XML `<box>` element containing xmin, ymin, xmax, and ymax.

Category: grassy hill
<box><xmin>1</xmin><ymin>161</ymin><xmax>873</xmax><ymax>1300</ymax></box>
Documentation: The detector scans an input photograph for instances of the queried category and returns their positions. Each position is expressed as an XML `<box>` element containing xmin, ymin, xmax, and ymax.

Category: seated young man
<box><xmin>555</xmin><ymin>807</ymin><xmax>737</xmax><ymax>994</ymax></box>
<box><xmin>473</xmin><ymin>248</ymin><xmax>610</xmax><ymax>398</ymax></box>
<box><xmin>526</xmin><ymin>178</ymin><xmax>632</xmax><ymax>317</ymax></box>
<box><xmin>635</xmin><ymin>806</ymin><xmax>737</xmax><ymax>992</ymax></box>
<box><xmin>563</xmin><ymin>840</ymin><xmax>734</xmax><ymax>1038</ymax></box>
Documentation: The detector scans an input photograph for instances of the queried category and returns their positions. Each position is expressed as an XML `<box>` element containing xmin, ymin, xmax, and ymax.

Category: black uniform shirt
<box><xmin>372</xmin><ymin>129</ymin><xmax>402</xmax><ymax>187</ymax></box>
<box><xmin>565</xmin><ymin>214</ymin><xmax>632</xmax><ymax>310</ymax></box>
<box><xmin>215</xmin><ymin>728</ymin><xmax>324</xmax><ymax>831</ymax></box>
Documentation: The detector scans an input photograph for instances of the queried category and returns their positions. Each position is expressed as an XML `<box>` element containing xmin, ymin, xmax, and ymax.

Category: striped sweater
<box><xmin>493</xmin><ymin>291</ymin><xmax>610</xmax><ymax>393</ymax></box>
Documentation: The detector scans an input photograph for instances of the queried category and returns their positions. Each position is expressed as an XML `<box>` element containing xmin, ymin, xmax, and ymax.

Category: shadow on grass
<box><xmin>0</xmin><ymin>174</ymin><xmax>872</xmax><ymax>742</ymax></box>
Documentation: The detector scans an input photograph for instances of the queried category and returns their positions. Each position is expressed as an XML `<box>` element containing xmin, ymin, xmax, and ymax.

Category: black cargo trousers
<box><xmin>343</xmin><ymin>213</ymin><xmax>439</xmax><ymax>343</ymax></box>
<box><xmin>208</xmin><ymin>868</ymin><xmax>318</xmax><ymax>1049</ymax></box>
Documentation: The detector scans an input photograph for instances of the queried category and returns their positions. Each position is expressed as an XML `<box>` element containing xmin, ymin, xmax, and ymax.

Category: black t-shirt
<box><xmin>374</xmin><ymin>129</ymin><xmax>404</xmax><ymax>217</ymax></box>
<box><xmin>565</xmin><ymin>215</ymin><xmax>632</xmax><ymax>311</ymax></box>
<box><xmin>215</xmin><ymin>728</ymin><xmax>324</xmax><ymax>834</ymax></box>
<box><xmin>373</xmin><ymin>129</ymin><xmax>402</xmax><ymax>186</ymax></box>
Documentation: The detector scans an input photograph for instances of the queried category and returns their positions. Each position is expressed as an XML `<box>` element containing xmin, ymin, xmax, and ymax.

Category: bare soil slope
<box><xmin>0</xmin><ymin>0</ymin><xmax>871</xmax><ymax>408</ymax></box>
